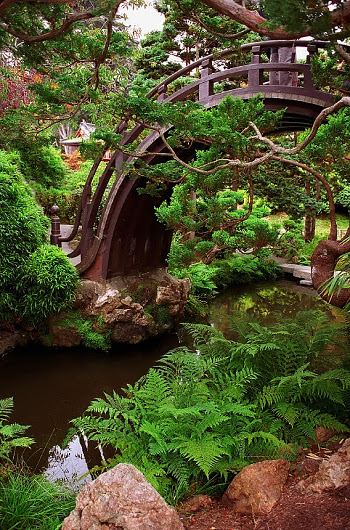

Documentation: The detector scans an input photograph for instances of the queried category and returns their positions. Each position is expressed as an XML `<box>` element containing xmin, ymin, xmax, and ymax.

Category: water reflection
<box><xmin>209</xmin><ymin>279</ymin><xmax>344</xmax><ymax>339</ymax></box>
<box><xmin>0</xmin><ymin>279</ymin><xmax>346</xmax><ymax>483</ymax></box>
<box><xmin>0</xmin><ymin>333</ymin><xmax>179</xmax><ymax>475</ymax></box>
<box><xmin>44</xmin><ymin>435</ymin><xmax>91</xmax><ymax>491</ymax></box>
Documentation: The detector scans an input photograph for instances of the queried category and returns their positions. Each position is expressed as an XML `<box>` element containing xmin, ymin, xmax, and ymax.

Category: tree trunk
<box><xmin>311</xmin><ymin>238</ymin><xmax>350</xmax><ymax>307</ymax></box>
<box><xmin>304</xmin><ymin>181</ymin><xmax>316</xmax><ymax>242</ymax></box>
<box><xmin>203</xmin><ymin>243</ymin><xmax>222</xmax><ymax>264</ymax></box>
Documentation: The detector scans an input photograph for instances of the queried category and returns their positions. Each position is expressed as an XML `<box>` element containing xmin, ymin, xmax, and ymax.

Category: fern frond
<box><xmin>177</xmin><ymin>435</ymin><xmax>227</xmax><ymax>477</ymax></box>
<box><xmin>272</xmin><ymin>402</ymin><xmax>300</xmax><ymax>426</ymax></box>
<box><xmin>196</xmin><ymin>412</ymin><xmax>230</xmax><ymax>434</ymax></box>
<box><xmin>0</xmin><ymin>397</ymin><xmax>14</xmax><ymax>422</ymax></box>
<box><xmin>256</xmin><ymin>385</ymin><xmax>285</xmax><ymax>408</ymax></box>
<box><xmin>221</xmin><ymin>402</ymin><xmax>256</xmax><ymax>418</ymax></box>
<box><xmin>182</xmin><ymin>322</ymin><xmax>225</xmax><ymax>346</ymax></box>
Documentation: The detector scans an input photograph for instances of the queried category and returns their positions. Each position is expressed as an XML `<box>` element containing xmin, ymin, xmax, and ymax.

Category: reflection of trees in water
<box><xmin>44</xmin><ymin>435</ymin><xmax>91</xmax><ymax>491</ymax></box>
<box><xmin>209</xmin><ymin>280</ymin><xmax>344</xmax><ymax>339</ymax></box>
<box><xmin>43</xmin><ymin>432</ymin><xmax>109</xmax><ymax>490</ymax></box>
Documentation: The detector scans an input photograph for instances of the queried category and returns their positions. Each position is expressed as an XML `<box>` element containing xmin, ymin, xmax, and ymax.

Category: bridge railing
<box><xmin>54</xmin><ymin>40</ymin><xmax>334</xmax><ymax>267</ymax></box>
<box><xmin>149</xmin><ymin>41</ymin><xmax>333</xmax><ymax>106</ymax></box>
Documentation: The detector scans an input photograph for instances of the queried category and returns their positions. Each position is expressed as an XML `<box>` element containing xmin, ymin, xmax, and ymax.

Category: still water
<box><xmin>0</xmin><ymin>279</ymin><xmax>345</xmax><ymax>486</ymax></box>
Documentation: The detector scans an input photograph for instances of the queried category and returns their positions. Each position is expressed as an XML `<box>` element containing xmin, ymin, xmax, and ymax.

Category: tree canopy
<box><xmin>199</xmin><ymin>0</ymin><xmax>350</xmax><ymax>39</ymax></box>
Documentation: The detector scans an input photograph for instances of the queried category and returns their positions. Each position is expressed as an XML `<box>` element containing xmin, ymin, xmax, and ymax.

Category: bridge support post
<box><xmin>199</xmin><ymin>58</ymin><xmax>213</xmax><ymax>102</ymax></box>
<box><xmin>248</xmin><ymin>45</ymin><xmax>263</xmax><ymax>88</ymax></box>
<box><xmin>304</xmin><ymin>44</ymin><xmax>317</xmax><ymax>89</ymax></box>
<box><xmin>50</xmin><ymin>204</ymin><xmax>62</xmax><ymax>247</ymax></box>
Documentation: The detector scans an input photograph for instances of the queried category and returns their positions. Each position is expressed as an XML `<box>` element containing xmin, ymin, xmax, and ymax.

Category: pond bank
<box><xmin>0</xmin><ymin>269</ymin><xmax>190</xmax><ymax>356</ymax></box>
<box><xmin>272</xmin><ymin>256</ymin><xmax>312</xmax><ymax>286</ymax></box>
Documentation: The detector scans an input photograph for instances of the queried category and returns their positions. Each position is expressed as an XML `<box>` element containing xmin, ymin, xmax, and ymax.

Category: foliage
<box><xmin>19</xmin><ymin>144</ymin><xmax>67</xmax><ymax>188</ymax></box>
<box><xmin>117</xmin><ymin>94</ymin><xmax>283</xmax><ymax>264</ymax></box>
<box><xmin>172</xmin><ymin>254</ymin><xmax>280</xmax><ymax>296</ymax></box>
<box><xmin>274</xmin><ymin>220</ymin><xmax>305</xmax><ymax>262</ymax></box>
<box><xmin>261</xmin><ymin>0</ymin><xmax>334</xmax><ymax>38</ymax></box>
<box><xmin>134</xmin><ymin>0</ymin><xmax>254</xmax><ymax>82</ymax></box>
<box><xmin>33</xmin><ymin>160</ymin><xmax>107</xmax><ymax>223</ymax></box>
<box><xmin>70</xmin><ymin>311</ymin><xmax>349</xmax><ymax>504</ymax></box>
<box><xmin>337</xmin><ymin>186</ymin><xmax>350</xmax><ymax>210</ymax></box>
<box><xmin>0</xmin><ymin>398</ymin><xmax>34</xmax><ymax>463</ymax></box>
<box><xmin>255</xmin><ymin>161</ymin><xmax>325</xmax><ymax>222</ymax></box>
<box><xmin>19</xmin><ymin>245</ymin><xmax>79</xmax><ymax>322</ymax></box>
<box><xmin>59</xmin><ymin>312</ymin><xmax>111</xmax><ymax>351</ymax></box>
<box><xmin>0</xmin><ymin>150</ymin><xmax>79</xmax><ymax>321</ymax></box>
<box><xmin>0</xmin><ymin>473</ymin><xmax>75</xmax><ymax>530</ymax></box>
<box><xmin>0</xmin><ymin>1</ymin><xmax>136</xmax><ymax>142</ymax></box>
<box><xmin>300</xmin><ymin>108</ymin><xmax>350</xmax><ymax>183</ymax></box>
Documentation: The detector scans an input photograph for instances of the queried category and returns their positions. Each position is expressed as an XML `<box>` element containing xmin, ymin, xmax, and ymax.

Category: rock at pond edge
<box><xmin>62</xmin><ymin>463</ymin><xmax>184</xmax><ymax>530</ymax></box>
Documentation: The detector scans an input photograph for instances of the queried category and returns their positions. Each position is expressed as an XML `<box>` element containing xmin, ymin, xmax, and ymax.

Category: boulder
<box><xmin>222</xmin><ymin>459</ymin><xmax>290</xmax><ymax>515</ymax></box>
<box><xmin>49</xmin><ymin>323</ymin><xmax>81</xmax><ymax>348</ymax></box>
<box><xmin>75</xmin><ymin>271</ymin><xmax>190</xmax><ymax>344</ymax></box>
<box><xmin>62</xmin><ymin>463</ymin><xmax>184</xmax><ymax>530</ymax></box>
<box><xmin>298</xmin><ymin>438</ymin><xmax>350</xmax><ymax>494</ymax></box>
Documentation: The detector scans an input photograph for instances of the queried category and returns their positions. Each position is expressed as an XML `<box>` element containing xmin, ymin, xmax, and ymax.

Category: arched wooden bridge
<box><xmin>52</xmin><ymin>40</ymin><xmax>335</xmax><ymax>282</ymax></box>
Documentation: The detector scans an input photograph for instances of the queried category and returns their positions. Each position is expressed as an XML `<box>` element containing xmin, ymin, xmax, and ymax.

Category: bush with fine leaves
<box><xmin>0</xmin><ymin>150</ymin><xmax>79</xmax><ymax>321</ymax></box>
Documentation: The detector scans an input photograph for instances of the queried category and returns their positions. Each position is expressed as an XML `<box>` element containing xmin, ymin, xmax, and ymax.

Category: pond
<box><xmin>0</xmin><ymin>279</ymin><xmax>346</xmax><ymax>487</ymax></box>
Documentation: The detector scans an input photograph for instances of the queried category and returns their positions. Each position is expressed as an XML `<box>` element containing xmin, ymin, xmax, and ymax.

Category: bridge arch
<box><xmin>57</xmin><ymin>40</ymin><xmax>335</xmax><ymax>281</ymax></box>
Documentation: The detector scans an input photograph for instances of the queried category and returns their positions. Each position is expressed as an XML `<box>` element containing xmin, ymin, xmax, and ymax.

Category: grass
<box><xmin>315</xmin><ymin>213</ymin><xmax>349</xmax><ymax>237</ymax></box>
<box><xmin>0</xmin><ymin>472</ymin><xmax>75</xmax><ymax>530</ymax></box>
<box><xmin>267</xmin><ymin>212</ymin><xmax>349</xmax><ymax>235</ymax></box>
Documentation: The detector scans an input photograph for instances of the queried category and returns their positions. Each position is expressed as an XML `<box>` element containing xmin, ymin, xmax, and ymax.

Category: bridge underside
<box><xmin>79</xmin><ymin>96</ymin><xmax>327</xmax><ymax>282</ymax></box>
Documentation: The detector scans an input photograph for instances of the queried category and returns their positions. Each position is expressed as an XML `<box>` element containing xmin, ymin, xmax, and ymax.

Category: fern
<box><xmin>177</xmin><ymin>435</ymin><xmax>227</xmax><ymax>477</ymax></box>
<box><xmin>69</xmin><ymin>310</ymin><xmax>350</xmax><ymax>504</ymax></box>
<box><xmin>0</xmin><ymin>397</ymin><xmax>35</xmax><ymax>462</ymax></box>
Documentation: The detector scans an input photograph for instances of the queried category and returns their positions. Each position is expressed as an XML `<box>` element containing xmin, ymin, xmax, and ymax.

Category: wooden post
<box><xmin>50</xmin><ymin>204</ymin><xmax>62</xmax><ymax>247</ymax></box>
<box><xmin>81</xmin><ymin>183</ymin><xmax>94</xmax><ymax>256</ymax></box>
<box><xmin>304</xmin><ymin>44</ymin><xmax>317</xmax><ymax>89</ymax></box>
<box><xmin>199</xmin><ymin>58</ymin><xmax>213</xmax><ymax>102</ymax></box>
<box><xmin>157</xmin><ymin>84</ymin><xmax>167</xmax><ymax>102</ymax></box>
<box><xmin>248</xmin><ymin>45</ymin><xmax>263</xmax><ymax>88</ymax></box>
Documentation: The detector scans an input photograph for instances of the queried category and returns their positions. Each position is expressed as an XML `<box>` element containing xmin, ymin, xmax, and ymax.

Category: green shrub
<box><xmin>32</xmin><ymin>160</ymin><xmax>107</xmax><ymax>223</ymax></box>
<box><xmin>20</xmin><ymin>144</ymin><xmax>67</xmax><ymax>188</ymax></box>
<box><xmin>33</xmin><ymin>184</ymin><xmax>81</xmax><ymax>223</ymax></box>
<box><xmin>19</xmin><ymin>245</ymin><xmax>79</xmax><ymax>321</ymax></box>
<box><xmin>70</xmin><ymin>311</ymin><xmax>350</xmax><ymax>504</ymax></box>
<box><xmin>0</xmin><ymin>150</ymin><xmax>79</xmax><ymax>321</ymax></box>
<box><xmin>173</xmin><ymin>255</ymin><xmax>280</xmax><ymax>297</ymax></box>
